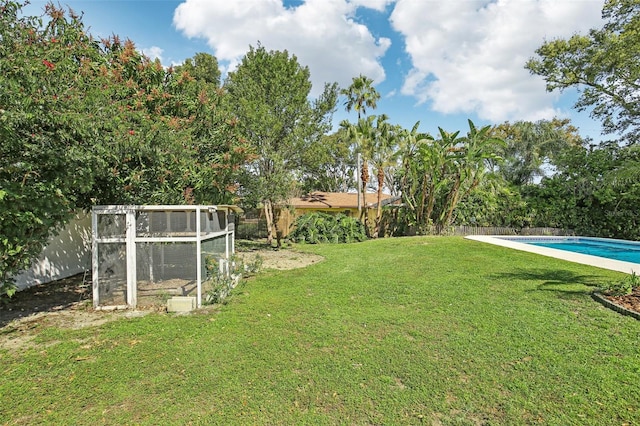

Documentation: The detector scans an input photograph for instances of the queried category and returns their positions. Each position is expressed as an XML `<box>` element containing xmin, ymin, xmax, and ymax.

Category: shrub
<box><xmin>599</xmin><ymin>272</ymin><xmax>639</xmax><ymax>296</ymax></box>
<box><xmin>289</xmin><ymin>212</ymin><xmax>367</xmax><ymax>244</ymax></box>
<box><xmin>204</xmin><ymin>253</ymin><xmax>263</xmax><ymax>304</ymax></box>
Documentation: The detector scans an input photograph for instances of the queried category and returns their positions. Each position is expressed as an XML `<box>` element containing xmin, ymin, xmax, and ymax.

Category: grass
<box><xmin>2</xmin><ymin>236</ymin><xmax>639</xmax><ymax>425</ymax></box>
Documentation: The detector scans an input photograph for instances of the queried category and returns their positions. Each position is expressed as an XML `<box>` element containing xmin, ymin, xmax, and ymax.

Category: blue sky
<box><xmin>25</xmin><ymin>0</ymin><xmax>607</xmax><ymax>140</ymax></box>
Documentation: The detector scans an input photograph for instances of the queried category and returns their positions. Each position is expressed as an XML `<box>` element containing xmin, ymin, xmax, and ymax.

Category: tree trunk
<box><xmin>270</xmin><ymin>201</ymin><xmax>282</xmax><ymax>249</ymax></box>
<box><xmin>425</xmin><ymin>182</ymin><xmax>436</xmax><ymax>230</ymax></box>
<box><xmin>374</xmin><ymin>166</ymin><xmax>384</xmax><ymax>238</ymax></box>
<box><xmin>440</xmin><ymin>176</ymin><xmax>461</xmax><ymax>231</ymax></box>
<box><xmin>360</xmin><ymin>163</ymin><xmax>369</xmax><ymax>229</ymax></box>
<box><xmin>264</xmin><ymin>200</ymin><xmax>274</xmax><ymax>246</ymax></box>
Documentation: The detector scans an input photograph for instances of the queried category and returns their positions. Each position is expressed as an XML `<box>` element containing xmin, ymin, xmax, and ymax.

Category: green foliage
<box><xmin>395</xmin><ymin>120</ymin><xmax>505</xmax><ymax>233</ymax></box>
<box><xmin>525</xmin><ymin>141</ymin><xmax>640</xmax><ymax>239</ymax></box>
<box><xmin>0</xmin><ymin>2</ymin><xmax>250</xmax><ymax>293</ymax></box>
<box><xmin>289</xmin><ymin>212</ymin><xmax>367</xmax><ymax>244</ymax></box>
<box><xmin>526</xmin><ymin>0</ymin><xmax>640</xmax><ymax>144</ymax></box>
<box><xmin>339</xmin><ymin>113</ymin><xmax>399</xmax><ymax>236</ymax></box>
<box><xmin>204</xmin><ymin>253</ymin><xmax>263</xmax><ymax>304</ymax></box>
<box><xmin>490</xmin><ymin>119</ymin><xmax>583</xmax><ymax>186</ymax></box>
<box><xmin>600</xmin><ymin>272</ymin><xmax>639</xmax><ymax>296</ymax></box>
<box><xmin>299</xmin><ymin>129</ymin><xmax>356</xmax><ymax>193</ymax></box>
<box><xmin>173</xmin><ymin>52</ymin><xmax>221</xmax><ymax>86</ymax></box>
<box><xmin>341</xmin><ymin>73</ymin><xmax>380</xmax><ymax>120</ymax></box>
<box><xmin>224</xmin><ymin>44</ymin><xmax>338</xmax><ymax>242</ymax></box>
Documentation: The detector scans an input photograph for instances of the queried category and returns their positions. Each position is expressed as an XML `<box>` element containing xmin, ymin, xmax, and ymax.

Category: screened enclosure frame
<box><xmin>92</xmin><ymin>205</ymin><xmax>241</xmax><ymax>309</ymax></box>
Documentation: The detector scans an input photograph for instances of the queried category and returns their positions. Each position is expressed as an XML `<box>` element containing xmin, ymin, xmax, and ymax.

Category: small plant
<box><xmin>204</xmin><ymin>257</ymin><xmax>235</xmax><ymax>305</ymax></box>
<box><xmin>599</xmin><ymin>272</ymin><xmax>638</xmax><ymax>296</ymax></box>
<box><xmin>204</xmin><ymin>253</ymin><xmax>264</xmax><ymax>305</ymax></box>
<box><xmin>242</xmin><ymin>253</ymin><xmax>263</xmax><ymax>277</ymax></box>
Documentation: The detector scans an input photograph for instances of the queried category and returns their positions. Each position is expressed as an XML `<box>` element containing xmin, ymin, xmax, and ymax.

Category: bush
<box><xmin>599</xmin><ymin>272</ymin><xmax>639</xmax><ymax>296</ymax></box>
<box><xmin>289</xmin><ymin>212</ymin><xmax>367</xmax><ymax>244</ymax></box>
<box><xmin>204</xmin><ymin>253</ymin><xmax>263</xmax><ymax>304</ymax></box>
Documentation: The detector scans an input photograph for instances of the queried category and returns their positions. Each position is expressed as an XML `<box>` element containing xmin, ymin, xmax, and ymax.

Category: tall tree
<box><xmin>526</xmin><ymin>0</ymin><xmax>640</xmax><ymax>144</ymax></box>
<box><xmin>369</xmin><ymin>115</ymin><xmax>398</xmax><ymax>237</ymax></box>
<box><xmin>340</xmin><ymin>115</ymin><xmax>375</xmax><ymax>227</ymax></box>
<box><xmin>224</xmin><ymin>44</ymin><xmax>338</xmax><ymax>246</ymax></box>
<box><xmin>299</xmin><ymin>129</ymin><xmax>355</xmax><ymax>193</ymax></box>
<box><xmin>341</xmin><ymin>74</ymin><xmax>380</xmax><ymax>120</ymax></box>
<box><xmin>0</xmin><ymin>2</ymin><xmax>250</xmax><ymax>296</ymax></box>
<box><xmin>438</xmin><ymin>120</ymin><xmax>504</xmax><ymax>228</ymax></box>
<box><xmin>395</xmin><ymin>122</ymin><xmax>435</xmax><ymax>229</ymax></box>
<box><xmin>527</xmin><ymin>141</ymin><xmax>640</xmax><ymax>239</ymax></box>
<box><xmin>173</xmin><ymin>52</ymin><xmax>221</xmax><ymax>86</ymax></box>
<box><xmin>395</xmin><ymin>120</ymin><xmax>503</xmax><ymax>233</ymax></box>
<box><xmin>490</xmin><ymin>119</ymin><xmax>582</xmax><ymax>186</ymax></box>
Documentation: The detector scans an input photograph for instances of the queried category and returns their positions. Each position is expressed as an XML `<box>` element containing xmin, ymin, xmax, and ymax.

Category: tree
<box><xmin>224</xmin><ymin>44</ymin><xmax>338</xmax><ymax>246</ymax></box>
<box><xmin>299</xmin><ymin>129</ymin><xmax>355</xmax><ymax>193</ymax></box>
<box><xmin>341</xmin><ymin>74</ymin><xmax>380</xmax><ymax>120</ymax></box>
<box><xmin>368</xmin><ymin>115</ymin><xmax>398</xmax><ymax>237</ymax></box>
<box><xmin>394</xmin><ymin>120</ymin><xmax>503</xmax><ymax>233</ymax></box>
<box><xmin>490</xmin><ymin>119</ymin><xmax>582</xmax><ymax>186</ymax></box>
<box><xmin>168</xmin><ymin>54</ymin><xmax>251</xmax><ymax>205</ymax></box>
<box><xmin>340</xmin><ymin>115</ymin><xmax>375</xmax><ymax>228</ymax></box>
<box><xmin>0</xmin><ymin>1</ymin><xmax>115</xmax><ymax>296</ymax></box>
<box><xmin>438</xmin><ymin>120</ymin><xmax>504</xmax><ymax>228</ymax></box>
<box><xmin>0</xmin><ymin>2</ymin><xmax>250</xmax><ymax>297</ymax></box>
<box><xmin>394</xmin><ymin>122</ymin><xmax>435</xmax><ymax>230</ymax></box>
<box><xmin>173</xmin><ymin>52</ymin><xmax>221</xmax><ymax>86</ymax></box>
<box><xmin>526</xmin><ymin>0</ymin><xmax>640</xmax><ymax>143</ymax></box>
<box><xmin>524</xmin><ymin>140</ymin><xmax>640</xmax><ymax>239</ymax></box>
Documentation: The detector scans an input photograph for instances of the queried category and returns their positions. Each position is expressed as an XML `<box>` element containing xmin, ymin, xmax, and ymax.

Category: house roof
<box><xmin>287</xmin><ymin>192</ymin><xmax>394</xmax><ymax>209</ymax></box>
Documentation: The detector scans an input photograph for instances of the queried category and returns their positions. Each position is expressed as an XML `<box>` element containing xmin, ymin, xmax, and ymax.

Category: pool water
<box><xmin>525</xmin><ymin>238</ymin><xmax>640</xmax><ymax>264</ymax></box>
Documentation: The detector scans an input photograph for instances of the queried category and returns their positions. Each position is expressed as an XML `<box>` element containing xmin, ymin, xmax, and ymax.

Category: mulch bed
<box><xmin>593</xmin><ymin>287</ymin><xmax>640</xmax><ymax>320</ymax></box>
<box><xmin>605</xmin><ymin>287</ymin><xmax>640</xmax><ymax>313</ymax></box>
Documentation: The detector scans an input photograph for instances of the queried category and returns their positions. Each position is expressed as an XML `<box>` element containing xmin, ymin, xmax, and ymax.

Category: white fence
<box><xmin>12</xmin><ymin>212</ymin><xmax>92</xmax><ymax>290</ymax></box>
<box><xmin>447</xmin><ymin>226</ymin><xmax>572</xmax><ymax>236</ymax></box>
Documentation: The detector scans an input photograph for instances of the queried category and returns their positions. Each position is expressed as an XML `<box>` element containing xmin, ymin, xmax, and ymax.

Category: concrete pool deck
<box><xmin>466</xmin><ymin>235</ymin><xmax>640</xmax><ymax>275</ymax></box>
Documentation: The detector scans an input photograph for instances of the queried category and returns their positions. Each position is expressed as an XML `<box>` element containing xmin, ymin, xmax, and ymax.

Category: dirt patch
<box><xmin>236</xmin><ymin>247</ymin><xmax>324</xmax><ymax>271</ymax></box>
<box><xmin>0</xmin><ymin>248</ymin><xmax>323</xmax><ymax>350</ymax></box>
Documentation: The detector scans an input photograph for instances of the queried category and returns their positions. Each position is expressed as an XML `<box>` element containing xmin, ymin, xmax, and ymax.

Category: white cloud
<box><xmin>141</xmin><ymin>46</ymin><xmax>164</xmax><ymax>62</ymax></box>
<box><xmin>390</xmin><ymin>0</ymin><xmax>604</xmax><ymax>122</ymax></box>
<box><xmin>173</xmin><ymin>0</ymin><xmax>391</xmax><ymax>95</ymax></box>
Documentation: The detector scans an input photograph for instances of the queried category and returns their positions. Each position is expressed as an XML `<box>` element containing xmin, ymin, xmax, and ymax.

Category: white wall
<box><xmin>12</xmin><ymin>212</ymin><xmax>92</xmax><ymax>290</ymax></box>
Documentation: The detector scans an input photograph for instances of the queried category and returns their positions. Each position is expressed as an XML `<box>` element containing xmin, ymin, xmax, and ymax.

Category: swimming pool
<box><xmin>465</xmin><ymin>235</ymin><xmax>640</xmax><ymax>274</ymax></box>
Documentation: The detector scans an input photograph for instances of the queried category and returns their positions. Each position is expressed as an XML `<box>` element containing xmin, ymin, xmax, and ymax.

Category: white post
<box><xmin>126</xmin><ymin>209</ymin><xmax>137</xmax><ymax>308</ymax></box>
<box><xmin>196</xmin><ymin>206</ymin><xmax>202</xmax><ymax>308</ymax></box>
<box><xmin>92</xmin><ymin>209</ymin><xmax>99</xmax><ymax>307</ymax></box>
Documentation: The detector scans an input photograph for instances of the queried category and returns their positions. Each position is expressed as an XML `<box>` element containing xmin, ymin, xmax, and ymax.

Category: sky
<box><xmin>24</xmin><ymin>0</ymin><xmax>608</xmax><ymax>140</ymax></box>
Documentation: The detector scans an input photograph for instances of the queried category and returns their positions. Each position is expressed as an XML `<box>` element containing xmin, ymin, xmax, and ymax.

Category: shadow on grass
<box><xmin>0</xmin><ymin>273</ymin><xmax>90</xmax><ymax>328</ymax></box>
<box><xmin>491</xmin><ymin>268</ymin><xmax>604</xmax><ymax>299</ymax></box>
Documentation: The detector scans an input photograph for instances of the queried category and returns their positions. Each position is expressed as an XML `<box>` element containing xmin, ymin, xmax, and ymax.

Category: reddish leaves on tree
<box><xmin>43</xmin><ymin>59</ymin><xmax>55</xmax><ymax>70</ymax></box>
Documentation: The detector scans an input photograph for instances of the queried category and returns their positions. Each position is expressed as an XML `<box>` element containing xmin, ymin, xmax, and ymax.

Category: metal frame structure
<box><xmin>91</xmin><ymin>205</ymin><xmax>241</xmax><ymax>309</ymax></box>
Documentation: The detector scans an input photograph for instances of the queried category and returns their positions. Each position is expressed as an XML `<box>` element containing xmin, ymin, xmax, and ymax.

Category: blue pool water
<box><xmin>514</xmin><ymin>237</ymin><xmax>640</xmax><ymax>264</ymax></box>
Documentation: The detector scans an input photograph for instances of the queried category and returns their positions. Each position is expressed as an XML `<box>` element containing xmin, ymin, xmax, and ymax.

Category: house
<box><xmin>276</xmin><ymin>192</ymin><xmax>398</xmax><ymax>237</ymax></box>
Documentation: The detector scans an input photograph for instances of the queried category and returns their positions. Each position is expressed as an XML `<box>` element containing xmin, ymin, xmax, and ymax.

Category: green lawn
<box><xmin>2</xmin><ymin>237</ymin><xmax>639</xmax><ymax>425</ymax></box>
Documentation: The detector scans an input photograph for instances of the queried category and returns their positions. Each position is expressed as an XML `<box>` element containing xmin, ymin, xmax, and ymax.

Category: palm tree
<box><xmin>340</xmin><ymin>116</ymin><xmax>376</xmax><ymax>228</ymax></box>
<box><xmin>395</xmin><ymin>123</ymin><xmax>434</xmax><ymax>229</ymax></box>
<box><xmin>439</xmin><ymin>120</ymin><xmax>504</xmax><ymax>229</ymax></box>
<box><xmin>341</xmin><ymin>74</ymin><xmax>380</xmax><ymax>120</ymax></box>
<box><xmin>369</xmin><ymin>115</ymin><xmax>398</xmax><ymax>237</ymax></box>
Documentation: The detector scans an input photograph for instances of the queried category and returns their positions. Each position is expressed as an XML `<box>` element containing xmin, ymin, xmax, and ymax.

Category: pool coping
<box><xmin>465</xmin><ymin>235</ymin><xmax>640</xmax><ymax>275</ymax></box>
